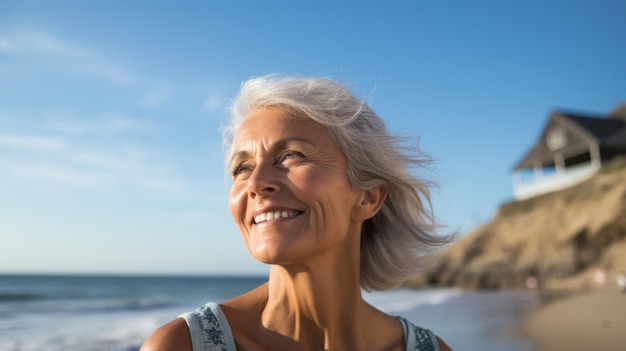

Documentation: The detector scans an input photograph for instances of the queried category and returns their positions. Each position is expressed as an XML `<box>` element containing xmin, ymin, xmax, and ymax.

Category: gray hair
<box><xmin>223</xmin><ymin>74</ymin><xmax>452</xmax><ymax>291</ymax></box>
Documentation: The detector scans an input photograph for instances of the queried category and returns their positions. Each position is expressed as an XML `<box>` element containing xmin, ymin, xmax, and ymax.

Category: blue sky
<box><xmin>1</xmin><ymin>1</ymin><xmax>624</xmax><ymax>275</ymax></box>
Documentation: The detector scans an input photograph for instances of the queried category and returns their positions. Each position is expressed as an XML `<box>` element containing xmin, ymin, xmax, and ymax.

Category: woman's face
<box><xmin>228</xmin><ymin>108</ymin><xmax>362</xmax><ymax>266</ymax></box>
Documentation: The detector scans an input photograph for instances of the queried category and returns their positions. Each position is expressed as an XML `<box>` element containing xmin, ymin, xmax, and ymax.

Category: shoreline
<box><xmin>522</xmin><ymin>286</ymin><xmax>626</xmax><ymax>351</ymax></box>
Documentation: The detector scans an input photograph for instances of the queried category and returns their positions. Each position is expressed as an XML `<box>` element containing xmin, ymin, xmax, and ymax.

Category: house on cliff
<box><xmin>512</xmin><ymin>104</ymin><xmax>626</xmax><ymax>200</ymax></box>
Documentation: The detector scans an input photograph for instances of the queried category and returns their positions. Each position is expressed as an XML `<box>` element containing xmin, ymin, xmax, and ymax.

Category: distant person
<box><xmin>141</xmin><ymin>74</ymin><xmax>454</xmax><ymax>351</ymax></box>
<box><xmin>593</xmin><ymin>268</ymin><xmax>607</xmax><ymax>286</ymax></box>
<box><xmin>525</xmin><ymin>275</ymin><xmax>539</xmax><ymax>290</ymax></box>
<box><xmin>617</xmin><ymin>272</ymin><xmax>626</xmax><ymax>294</ymax></box>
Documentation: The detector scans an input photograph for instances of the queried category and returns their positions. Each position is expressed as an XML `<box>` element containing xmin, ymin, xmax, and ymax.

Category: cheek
<box><xmin>228</xmin><ymin>184</ymin><xmax>247</xmax><ymax>223</ymax></box>
<box><xmin>299</xmin><ymin>176</ymin><xmax>357</xmax><ymax>226</ymax></box>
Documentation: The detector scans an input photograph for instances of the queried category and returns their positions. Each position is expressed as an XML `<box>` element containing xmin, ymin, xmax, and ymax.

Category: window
<box><xmin>547</xmin><ymin>128</ymin><xmax>567</xmax><ymax>151</ymax></box>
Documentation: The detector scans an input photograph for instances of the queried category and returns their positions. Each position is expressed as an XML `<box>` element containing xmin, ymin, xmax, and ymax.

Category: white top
<box><xmin>180</xmin><ymin>301</ymin><xmax>440</xmax><ymax>351</ymax></box>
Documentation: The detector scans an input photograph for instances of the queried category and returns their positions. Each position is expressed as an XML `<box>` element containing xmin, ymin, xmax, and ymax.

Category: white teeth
<box><xmin>254</xmin><ymin>210</ymin><xmax>299</xmax><ymax>224</ymax></box>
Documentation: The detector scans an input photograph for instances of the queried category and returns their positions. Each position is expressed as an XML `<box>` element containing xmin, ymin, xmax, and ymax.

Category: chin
<box><xmin>250</xmin><ymin>251</ymin><xmax>289</xmax><ymax>265</ymax></box>
<box><xmin>248</xmin><ymin>246</ymin><xmax>306</xmax><ymax>266</ymax></box>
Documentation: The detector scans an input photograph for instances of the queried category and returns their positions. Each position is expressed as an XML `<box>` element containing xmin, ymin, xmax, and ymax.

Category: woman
<box><xmin>141</xmin><ymin>74</ymin><xmax>453</xmax><ymax>351</ymax></box>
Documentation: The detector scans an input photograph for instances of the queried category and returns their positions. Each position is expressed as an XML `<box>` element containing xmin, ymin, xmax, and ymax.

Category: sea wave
<box><xmin>0</xmin><ymin>292</ymin><xmax>48</xmax><ymax>302</ymax></box>
<box><xmin>0</xmin><ymin>289</ymin><xmax>84</xmax><ymax>303</ymax></box>
<box><xmin>0</xmin><ymin>296</ymin><xmax>175</xmax><ymax>317</ymax></box>
<box><xmin>69</xmin><ymin>296</ymin><xmax>175</xmax><ymax>312</ymax></box>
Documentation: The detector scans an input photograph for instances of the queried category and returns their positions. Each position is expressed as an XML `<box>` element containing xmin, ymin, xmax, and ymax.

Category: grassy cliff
<box><xmin>408</xmin><ymin>156</ymin><xmax>626</xmax><ymax>290</ymax></box>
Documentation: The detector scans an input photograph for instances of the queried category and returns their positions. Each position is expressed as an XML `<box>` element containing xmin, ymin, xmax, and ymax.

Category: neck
<box><xmin>263</xmin><ymin>241</ymin><xmax>369</xmax><ymax>350</ymax></box>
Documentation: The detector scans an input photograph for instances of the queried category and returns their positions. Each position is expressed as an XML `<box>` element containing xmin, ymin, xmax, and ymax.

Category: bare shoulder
<box><xmin>437</xmin><ymin>336</ymin><xmax>453</xmax><ymax>351</ymax></box>
<box><xmin>220</xmin><ymin>284</ymin><xmax>267</xmax><ymax>330</ymax></box>
<box><xmin>222</xmin><ymin>283</ymin><xmax>268</xmax><ymax>309</ymax></box>
<box><xmin>140</xmin><ymin>318</ymin><xmax>191</xmax><ymax>351</ymax></box>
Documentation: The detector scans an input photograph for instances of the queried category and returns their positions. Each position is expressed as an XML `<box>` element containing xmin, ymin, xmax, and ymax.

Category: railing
<box><xmin>512</xmin><ymin>161</ymin><xmax>599</xmax><ymax>200</ymax></box>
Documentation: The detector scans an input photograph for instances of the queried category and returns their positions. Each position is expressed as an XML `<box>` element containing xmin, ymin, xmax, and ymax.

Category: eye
<box><xmin>278</xmin><ymin>150</ymin><xmax>305</xmax><ymax>164</ymax></box>
<box><xmin>231</xmin><ymin>163</ymin><xmax>253</xmax><ymax>178</ymax></box>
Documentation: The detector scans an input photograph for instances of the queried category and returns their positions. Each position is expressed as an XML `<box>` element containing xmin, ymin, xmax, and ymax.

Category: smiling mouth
<box><xmin>253</xmin><ymin>210</ymin><xmax>302</xmax><ymax>224</ymax></box>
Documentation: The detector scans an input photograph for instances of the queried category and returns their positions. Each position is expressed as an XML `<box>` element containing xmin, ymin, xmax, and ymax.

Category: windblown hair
<box><xmin>223</xmin><ymin>74</ymin><xmax>452</xmax><ymax>291</ymax></box>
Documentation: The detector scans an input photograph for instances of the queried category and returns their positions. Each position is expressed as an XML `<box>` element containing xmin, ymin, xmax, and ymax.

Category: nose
<box><xmin>247</xmin><ymin>161</ymin><xmax>280</xmax><ymax>198</ymax></box>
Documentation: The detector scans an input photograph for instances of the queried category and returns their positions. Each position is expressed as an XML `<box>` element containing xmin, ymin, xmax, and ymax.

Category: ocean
<box><xmin>0</xmin><ymin>274</ymin><xmax>540</xmax><ymax>351</ymax></box>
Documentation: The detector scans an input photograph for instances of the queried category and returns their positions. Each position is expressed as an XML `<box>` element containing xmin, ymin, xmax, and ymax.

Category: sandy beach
<box><xmin>524</xmin><ymin>287</ymin><xmax>626</xmax><ymax>351</ymax></box>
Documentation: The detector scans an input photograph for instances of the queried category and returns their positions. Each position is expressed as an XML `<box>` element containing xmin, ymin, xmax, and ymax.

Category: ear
<box><xmin>352</xmin><ymin>185</ymin><xmax>387</xmax><ymax>222</ymax></box>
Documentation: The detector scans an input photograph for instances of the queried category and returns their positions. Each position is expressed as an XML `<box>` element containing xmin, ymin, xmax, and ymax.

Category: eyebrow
<box><xmin>230</xmin><ymin>150</ymin><xmax>250</xmax><ymax>168</ymax></box>
<box><xmin>229</xmin><ymin>137</ymin><xmax>313</xmax><ymax>166</ymax></box>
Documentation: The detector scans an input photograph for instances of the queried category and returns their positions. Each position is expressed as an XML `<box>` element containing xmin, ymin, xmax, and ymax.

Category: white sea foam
<box><xmin>3</xmin><ymin>311</ymin><xmax>172</xmax><ymax>351</ymax></box>
<box><xmin>363</xmin><ymin>288</ymin><xmax>463</xmax><ymax>314</ymax></box>
<box><xmin>0</xmin><ymin>275</ymin><xmax>267</xmax><ymax>351</ymax></box>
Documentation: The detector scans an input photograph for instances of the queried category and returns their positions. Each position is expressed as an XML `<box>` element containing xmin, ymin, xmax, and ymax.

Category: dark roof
<box><xmin>514</xmin><ymin>108</ymin><xmax>626</xmax><ymax>170</ymax></box>
<box><xmin>566</xmin><ymin>113</ymin><xmax>626</xmax><ymax>145</ymax></box>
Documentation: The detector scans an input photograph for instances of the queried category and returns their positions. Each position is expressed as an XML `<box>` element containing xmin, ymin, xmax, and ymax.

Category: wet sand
<box><xmin>398</xmin><ymin>289</ymin><xmax>540</xmax><ymax>351</ymax></box>
<box><xmin>524</xmin><ymin>287</ymin><xmax>626</xmax><ymax>351</ymax></box>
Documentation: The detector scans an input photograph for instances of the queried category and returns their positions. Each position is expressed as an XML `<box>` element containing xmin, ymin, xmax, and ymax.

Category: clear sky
<box><xmin>1</xmin><ymin>1</ymin><xmax>624</xmax><ymax>275</ymax></box>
